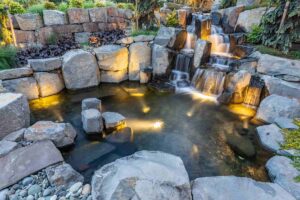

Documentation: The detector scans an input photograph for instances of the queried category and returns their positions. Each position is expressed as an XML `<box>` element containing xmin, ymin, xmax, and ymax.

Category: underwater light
<box><xmin>153</xmin><ymin>121</ymin><xmax>164</xmax><ymax>129</ymax></box>
<box><xmin>142</xmin><ymin>106</ymin><xmax>151</xmax><ymax>113</ymax></box>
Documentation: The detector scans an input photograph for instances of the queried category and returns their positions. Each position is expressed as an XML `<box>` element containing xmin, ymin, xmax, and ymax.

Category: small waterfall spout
<box><xmin>208</xmin><ymin>25</ymin><xmax>231</xmax><ymax>57</ymax></box>
<box><xmin>191</xmin><ymin>68</ymin><xmax>226</xmax><ymax>96</ymax></box>
<box><xmin>243</xmin><ymin>76</ymin><xmax>265</xmax><ymax>108</ymax></box>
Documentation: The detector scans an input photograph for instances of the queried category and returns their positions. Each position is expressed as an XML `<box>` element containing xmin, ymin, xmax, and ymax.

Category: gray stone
<box><xmin>34</xmin><ymin>72</ymin><xmax>65</xmax><ymax>97</ymax></box>
<box><xmin>256</xmin><ymin>124</ymin><xmax>284</xmax><ymax>154</ymax></box>
<box><xmin>43</xmin><ymin>10</ymin><xmax>67</xmax><ymax>26</ymax></box>
<box><xmin>133</xmin><ymin>35</ymin><xmax>155</xmax><ymax>42</ymax></box>
<box><xmin>82</xmin><ymin>98</ymin><xmax>101</xmax><ymax>111</ymax></box>
<box><xmin>0</xmin><ymin>80</ymin><xmax>5</xmax><ymax>93</ymax></box>
<box><xmin>226</xmin><ymin>134</ymin><xmax>255</xmax><ymax>158</ymax></box>
<box><xmin>266</xmin><ymin>156</ymin><xmax>300</xmax><ymax>199</ymax></box>
<box><xmin>154</xmin><ymin>26</ymin><xmax>178</xmax><ymax>47</ymax></box>
<box><xmin>128</xmin><ymin>42</ymin><xmax>151</xmax><ymax>81</ymax></box>
<box><xmin>100</xmin><ymin>70</ymin><xmax>128</xmax><ymax>83</ymax></box>
<box><xmin>92</xmin><ymin>151</ymin><xmax>192</xmax><ymax>200</ymax></box>
<box><xmin>28</xmin><ymin>57</ymin><xmax>62</xmax><ymax>72</ymax></box>
<box><xmin>3</xmin><ymin>129</ymin><xmax>25</xmax><ymax>142</ymax></box>
<box><xmin>275</xmin><ymin>117</ymin><xmax>299</xmax><ymax>130</ymax></box>
<box><xmin>256</xmin><ymin>95</ymin><xmax>300</xmax><ymax>123</ymax></box>
<box><xmin>0</xmin><ymin>67</ymin><xmax>33</xmax><ymax>80</ymax></box>
<box><xmin>94</xmin><ymin>45</ymin><xmax>129</xmax><ymax>71</ymax></box>
<box><xmin>24</xmin><ymin>121</ymin><xmax>77</xmax><ymax>148</ymax></box>
<box><xmin>69</xmin><ymin>182</ymin><xmax>82</xmax><ymax>194</ymax></box>
<box><xmin>74</xmin><ymin>32</ymin><xmax>91</xmax><ymax>44</ymax></box>
<box><xmin>116</xmin><ymin>37</ymin><xmax>133</xmax><ymax>45</ymax></box>
<box><xmin>15</xmin><ymin>14</ymin><xmax>43</xmax><ymax>31</ymax></box>
<box><xmin>236</xmin><ymin>7</ymin><xmax>268</xmax><ymax>32</ymax></box>
<box><xmin>237</xmin><ymin>0</ymin><xmax>260</xmax><ymax>6</ymax></box>
<box><xmin>192</xmin><ymin>176</ymin><xmax>295</xmax><ymax>200</ymax></box>
<box><xmin>46</xmin><ymin>163</ymin><xmax>84</xmax><ymax>188</ymax></box>
<box><xmin>226</xmin><ymin>70</ymin><xmax>251</xmax><ymax>103</ymax></box>
<box><xmin>43</xmin><ymin>188</ymin><xmax>53</xmax><ymax>197</ymax></box>
<box><xmin>0</xmin><ymin>189</ymin><xmax>8</xmax><ymax>200</ymax></box>
<box><xmin>0</xmin><ymin>141</ymin><xmax>63</xmax><ymax>190</ymax></box>
<box><xmin>67</xmin><ymin>8</ymin><xmax>90</xmax><ymax>24</ymax></box>
<box><xmin>152</xmin><ymin>44</ymin><xmax>170</xmax><ymax>76</ymax></box>
<box><xmin>102</xmin><ymin>112</ymin><xmax>126</xmax><ymax>130</ymax></box>
<box><xmin>239</xmin><ymin>59</ymin><xmax>257</xmax><ymax>74</ymax></box>
<box><xmin>81</xmin><ymin>184</ymin><xmax>91</xmax><ymax>195</ymax></box>
<box><xmin>0</xmin><ymin>141</ymin><xmax>18</xmax><ymax>158</ymax></box>
<box><xmin>26</xmin><ymin>195</ymin><xmax>34</xmax><ymax>200</ymax></box>
<box><xmin>221</xmin><ymin>6</ymin><xmax>244</xmax><ymax>33</ymax></box>
<box><xmin>81</xmin><ymin>109</ymin><xmax>103</xmax><ymax>133</ymax></box>
<box><xmin>2</xmin><ymin>77</ymin><xmax>39</xmax><ymax>100</ymax></box>
<box><xmin>193</xmin><ymin>39</ymin><xmax>211</xmax><ymax>68</ymax></box>
<box><xmin>19</xmin><ymin>190</ymin><xmax>27</xmax><ymax>197</ymax></box>
<box><xmin>22</xmin><ymin>177</ymin><xmax>34</xmax><ymax>186</ymax></box>
<box><xmin>0</xmin><ymin>93</ymin><xmax>30</xmax><ymax>139</ymax></box>
<box><xmin>28</xmin><ymin>185</ymin><xmax>41</xmax><ymax>196</ymax></box>
<box><xmin>262</xmin><ymin>75</ymin><xmax>300</xmax><ymax>100</ymax></box>
<box><xmin>88</xmin><ymin>8</ymin><xmax>107</xmax><ymax>22</ymax></box>
<box><xmin>62</xmin><ymin>49</ymin><xmax>100</xmax><ymax>90</ymax></box>
<box><xmin>258</xmin><ymin>54</ymin><xmax>300</xmax><ymax>81</ymax></box>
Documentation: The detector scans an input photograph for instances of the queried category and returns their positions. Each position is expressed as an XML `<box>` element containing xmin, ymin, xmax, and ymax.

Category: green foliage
<box><xmin>117</xmin><ymin>3</ymin><xmax>134</xmax><ymax>11</ymax></box>
<box><xmin>58</xmin><ymin>2</ymin><xmax>68</xmax><ymax>12</ymax></box>
<box><xmin>0</xmin><ymin>46</ymin><xmax>17</xmax><ymax>70</ymax></box>
<box><xmin>166</xmin><ymin>10</ymin><xmax>179</xmax><ymax>27</ymax></box>
<box><xmin>220</xmin><ymin>0</ymin><xmax>237</xmax><ymax>9</ymax></box>
<box><xmin>83</xmin><ymin>1</ymin><xmax>95</xmax><ymax>9</ymax></box>
<box><xmin>46</xmin><ymin>33</ymin><xmax>58</xmax><ymax>45</ymax></box>
<box><xmin>292</xmin><ymin>157</ymin><xmax>300</xmax><ymax>182</ymax></box>
<box><xmin>44</xmin><ymin>1</ymin><xmax>57</xmax><ymax>10</ymax></box>
<box><xmin>95</xmin><ymin>1</ymin><xmax>105</xmax><ymax>7</ymax></box>
<box><xmin>14</xmin><ymin>0</ymin><xmax>42</xmax><ymax>8</ymax></box>
<box><xmin>246</xmin><ymin>25</ymin><xmax>263</xmax><ymax>44</ymax></box>
<box><xmin>0</xmin><ymin>4</ymin><xmax>12</xmax><ymax>45</ymax></box>
<box><xmin>261</xmin><ymin>0</ymin><xmax>300</xmax><ymax>53</ymax></box>
<box><xmin>103</xmin><ymin>1</ymin><xmax>115</xmax><ymax>7</ymax></box>
<box><xmin>281</xmin><ymin>119</ymin><xmax>300</xmax><ymax>151</ymax></box>
<box><xmin>26</xmin><ymin>3</ymin><xmax>45</xmax><ymax>16</ymax></box>
<box><xmin>131</xmin><ymin>29</ymin><xmax>158</xmax><ymax>37</ymax></box>
<box><xmin>254</xmin><ymin>45</ymin><xmax>300</xmax><ymax>60</ymax></box>
<box><xmin>69</xmin><ymin>0</ymin><xmax>84</xmax><ymax>8</ymax></box>
<box><xmin>8</xmin><ymin>1</ymin><xmax>26</xmax><ymax>14</ymax></box>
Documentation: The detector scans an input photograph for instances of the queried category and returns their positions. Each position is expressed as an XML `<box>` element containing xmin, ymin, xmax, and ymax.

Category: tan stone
<box><xmin>36</xmin><ymin>27</ymin><xmax>54</xmax><ymax>45</ymax></box>
<box><xmin>100</xmin><ymin>70</ymin><xmax>128</xmax><ymax>83</ymax></box>
<box><xmin>52</xmin><ymin>24</ymin><xmax>84</xmax><ymax>35</ymax></box>
<box><xmin>68</xmin><ymin>8</ymin><xmax>90</xmax><ymax>24</ymax></box>
<box><xmin>34</xmin><ymin>72</ymin><xmax>65</xmax><ymax>97</ymax></box>
<box><xmin>15</xmin><ymin>13</ymin><xmax>43</xmax><ymax>31</ymax></box>
<box><xmin>15</xmin><ymin>30</ymin><xmax>36</xmax><ymax>44</ymax></box>
<box><xmin>83</xmin><ymin>22</ymin><xmax>99</xmax><ymax>32</ymax></box>
<box><xmin>89</xmin><ymin>8</ymin><xmax>107</xmax><ymax>22</ymax></box>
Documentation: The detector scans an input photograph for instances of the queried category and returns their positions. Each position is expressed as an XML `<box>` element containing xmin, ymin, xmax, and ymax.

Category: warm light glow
<box><xmin>153</xmin><ymin>121</ymin><xmax>164</xmax><ymax>129</ymax></box>
<box><xmin>142</xmin><ymin>106</ymin><xmax>151</xmax><ymax>113</ymax></box>
<box><xmin>192</xmin><ymin>144</ymin><xmax>199</xmax><ymax>155</ymax></box>
<box><xmin>177</xmin><ymin>87</ymin><xmax>218</xmax><ymax>103</ymax></box>
<box><xmin>129</xmin><ymin>93</ymin><xmax>145</xmax><ymax>97</ymax></box>
<box><xmin>29</xmin><ymin>95</ymin><xmax>63</xmax><ymax>109</ymax></box>
<box><xmin>126</xmin><ymin>119</ymin><xmax>164</xmax><ymax>132</ymax></box>
<box><xmin>186</xmin><ymin>111</ymin><xmax>193</xmax><ymax>117</ymax></box>
<box><xmin>228</xmin><ymin>104</ymin><xmax>256</xmax><ymax>119</ymax></box>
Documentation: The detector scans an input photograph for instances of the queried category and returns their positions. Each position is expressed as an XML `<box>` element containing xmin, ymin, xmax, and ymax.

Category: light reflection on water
<box><xmin>29</xmin><ymin>82</ymin><xmax>272</xmax><ymax>182</ymax></box>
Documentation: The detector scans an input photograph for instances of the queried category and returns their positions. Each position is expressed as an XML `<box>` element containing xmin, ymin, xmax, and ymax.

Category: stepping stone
<box><xmin>102</xmin><ymin>112</ymin><xmax>126</xmax><ymax>130</ymax></box>
<box><xmin>81</xmin><ymin>109</ymin><xmax>103</xmax><ymax>133</ymax></box>
<box><xmin>82</xmin><ymin>98</ymin><xmax>102</xmax><ymax>111</ymax></box>
<box><xmin>0</xmin><ymin>140</ymin><xmax>63</xmax><ymax>190</ymax></box>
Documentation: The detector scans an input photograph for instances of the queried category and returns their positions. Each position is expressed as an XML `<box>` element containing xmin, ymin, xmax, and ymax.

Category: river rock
<box><xmin>34</xmin><ymin>72</ymin><xmax>65</xmax><ymax>97</ymax></box>
<box><xmin>0</xmin><ymin>93</ymin><xmax>30</xmax><ymax>139</ymax></box>
<box><xmin>0</xmin><ymin>67</ymin><xmax>33</xmax><ymax>80</ymax></box>
<box><xmin>152</xmin><ymin>44</ymin><xmax>170</xmax><ymax>76</ymax></box>
<box><xmin>255</xmin><ymin>95</ymin><xmax>300</xmax><ymax>123</ymax></box>
<box><xmin>94</xmin><ymin>45</ymin><xmax>129</xmax><ymax>71</ymax></box>
<box><xmin>193</xmin><ymin>39</ymin><xmax>211</xmax><ymax>68</ymax></box>
<box><xmin>274</xmin><ymin>117</ymin><xmax>299</xmax><ymax>130</ymax></box>
<box><xmin>46</xmin><ymin>163</ymin><xmax>84</xmax><ymax>188</ymax></box>
<box><xmin>82</xmin><ymin>98</ymin><xmax>101</xmax><ymax>111</ymax></box>
<box><xmin>221</xmin><ymin>6</ymin><xmax>244</xmax><ymax>33</ymax></box>
<box><xmin>256</xmin><ymin>124</ymin><xmax>284</xmax><ymax>154</ymax></box>
<box><xmin>257</xmin><ymin>54</ymin><xmax>300</xmax><ymax>81</ymax></box>
<box><xmin>0</xmin><ymin>140</ymin><xmax>18</xmax><ymax>158</ymax></box>
<box><xmin>0</xmin><ymin>189</ymin><xmax>8</xmax><ymax>200</ymax></box>
<box><xmin>133</xmin><ymin>35</ymin><xmax>155</xmax><ymax>42</ymax></box>
<box><xmin>15</xmin><ymin>13</ymin><xmax>43</xmax><ymax>31</ymax></box>
<box><xmin>3</xmin><ymin>128</ymin><xmax>25</xmax><ymax>142</ymax></box>
<box><xmin>262</xmin><ymin>75</ymin><xmax>300</xmax><ymax>100</ymax></box>
<box><xmin>28</xmin><ymin>184</ymin><xmax>41</xmax><ymax>196</ymax></box>
<box><xmin>266</xmin><ymin>156</ymin><xmax>300</xmax><ymax>199</ymax></box>
<box><xmin>0</xmin><ymin>140</ymin><xmax>63</xmax><ymax>190</ymax></box>
<box><xmin>62</xmin><ymin>49</ymin><xmax>100</xmax><ymax>90</ymax></box>
<box><xmin>192</xmin><ymin>176</ymin><xmax>295</xmax><ymax>200</ymax></box>
<box><xmin>128</xmin><ymin>42</ymin><xmax>151</xmax><ymax>81</ymax></box>
<box><xmin>68</xmin><ymin>8</ymin><xmax>90</xmax><ymax>24</ymax></box>
<box><xmin>91</xmin><ymin>151</ymin><xmax>192</xmax><ymax>200</ymax></box>
<box><xmin>43</xmin><ymin>10</ymin><xmax>68</xmax><ymax>26</ymax></box>
<box><xmin>236</xmin><ymin>7</ymin><xmax>267</xmax><ymax>32</ymax></box>
<box><xmin>24</xmin><ymin>121</ymin><xmax>77</xmax><ymax>148</ymax></box>
<box><xmin>82</xmin><ymin>109</ymin><xmax>103</xmax><ymax>133</ymax></box>
<box><xmin>28</xmin><ymin>57</ymin><xmax>62</xmax><ymax>72</ymax></box>
<box><xmin>100</xmin><ymin>69</ymin><xmax>128</xmax><ymax>83</ymax></box>
<box><xmin>81</xmin><ymin>184</ymin><xmax>91</xmax><ymax>195</ymax></box>
<box><xmin>2</xmin><ymin>77</ymin><xmax>39</xmax><ymax>100</ymax></box>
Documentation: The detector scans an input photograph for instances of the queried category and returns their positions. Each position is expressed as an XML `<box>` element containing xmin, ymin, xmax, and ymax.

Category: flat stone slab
<box><xmin>82</xmin><ymin>98</ymin><xmax>102</xmax><ymax>111</ymax></box>
<box><xmin>28</xmin><ymin>57</ymin><xmax>62</xmax><ymax>72</ymax></box>
<box><xmin>0</xmin><ymin>140</ymin><xmax>63</xmax><ymax>190</ymax></box>
<box><xmin>0</xmin><ymin>140</ymin><xmax>18</xmax><ymax>158</ymax></box>
<box><xmin>192</xmin><ymin>176</ymin><xmax>296</xmax><ymax>200</ymax></box>
<box><xmin>0</xmin><ymin>67</ymin><xmax>33</xmax><ymax>80</ymax></box>
<box><xmin>102</xmin><ymin>112</ymin><xmax>126</xmax><ymax>130</ymax></box>
<box><xmin>3</xmin><ymin>128</ymin><xmax>25</xmax><ymax>142</ymax></box>
<box><xmin>275</xmin><ymin>117</ymin><xmax>299</xmax><ymax>130</ymax></box>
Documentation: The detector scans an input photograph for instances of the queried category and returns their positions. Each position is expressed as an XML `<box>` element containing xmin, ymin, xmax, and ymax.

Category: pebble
<box><xmin>69</xmin><ymin>182</ymin><xmax>82</xmax><ymax>194</ymax></box>
<box><xmin>22</xmin><ymin>177</ymin><xmax>34</xmax><ymax>186</ymax></box>
<box><xmin>20</xmin><ymin>189</ymin><xmax>27</xmax><ymax>197</ymax></box>
<box><xmin>50</xmin><ymin>195</ymin><xmax>57</xmax><ymax>200</ymax></box>
<box><xmin>26</xmin><ymin>195</ymin><xmax>34</xmax><ymax>200</ymax></box>
<box><xmin>43</xmin><ymin>188</ymin><xmax>53</xmax><ymax>197</ymax></box>
<box><xmin>81</xmin><ymin>184</ymin><xmax>91</xmax><ymax>195</ymax></box>
<box><xmin>28</xmin><ymin>185</ymin><xmax>42</xmax><ymax>196</ymax></box>
<box><xmin>58</xmin><ymin>197</ymin><xmax>66</xmax><ymax>200</ymax></box>
<box><xmin>87</xmin><ymin>195</ymin><xmax>92</xmax><ymax>200</ymax></box>
<box><xmin>9</xmin><ymin>194</ymin><xmax>18</xmax><ymax>200</ymax></box>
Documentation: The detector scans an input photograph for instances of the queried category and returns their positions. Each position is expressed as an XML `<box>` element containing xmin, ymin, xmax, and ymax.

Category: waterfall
<box><xmin>243</xmin><ymin>76</ymin><xmax>265</xmax><ymax>108</ymax></box>
<box><xmin>207</xmin><ymin>25</ymin><xmax>231</xmax><ymax>57</ymax></box>
<box><xmin>174</xmin><ymin>53</ymin><xmax>193</xmax><ymax>73</ymax></box>
<box><xmin>191</xmin><ymin>68</ymin><xmax>226</xmax><ymax>96</ymax></box>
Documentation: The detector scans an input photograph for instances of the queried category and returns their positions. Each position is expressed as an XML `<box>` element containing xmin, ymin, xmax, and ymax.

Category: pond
<box><xmin>29</xmin><ymin>82</ymin><xmax>272</xmax><ymax>182</ymax></box>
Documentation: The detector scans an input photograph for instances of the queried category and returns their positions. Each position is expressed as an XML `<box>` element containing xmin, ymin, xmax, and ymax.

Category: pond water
<box><xmin>29</xmin><ymin>82</ymin><xmax>272</xmax><ymax>182</ymax></box>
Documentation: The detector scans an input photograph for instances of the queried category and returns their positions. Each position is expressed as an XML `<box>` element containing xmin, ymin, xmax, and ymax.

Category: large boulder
<box><xmin>0</xmin><ymin>140</ymin><xmax>63</xmax><ymax>190</ymax></box>
<box><xmin>154</xmin><ymin>27</ymin><xmax>187</xmax><ymax>50</ymax></box>
<box><xmin>92</xmin><ymin>151</ymin><xmax>192</xmax><ymax>200</ymax></box>
<box><xmin>0</xmin><ymin>93</ymin><xmax>30</xmax><ymax>139</ymax></box>
<box><xmin>34</xmin><ymin>72</ymin><xmax>65</xmax><ymax>97</ymax></box>
<box><xmin>67</xmin><ymin>8</ymin><xmax>90</xmax><ymax>24</ymax></box>
<box><xmin>81</xmin><ymin>109</ymin><xmax>103</xmax><ymax>133</ymax></box>
<box><xmin>2</xmin><ymin>77</ymin><xmax>39</xmax><ymax>100</ymax></box>
<box><xmin>0</xmin><ymin>67</ymin><xmax>33</xmax><ymax>80</ymax></box>
<box><xmin>94</xmin><ymin>45</ymin><xmax>129</xmax><ymax>71</ymax></box>
<box><xmin>15</xmin><ymin>13</ymin><xmax>43</xmax><ymax>31</ymax></box>
<box><xmin>28</xmin><ymin>57</ymin><xmax>62</xmax><ymax>72</ymax></box>
<box><xmin>128</xmin><ymin>42</ymin><xmax>151</xmax><ymax>81</ymax></box>
<box><xmin>24</xmin><ymin>121</ymin><xmax>77</xmax><ymax>148</ymax></box>
<box><xmin>262</xmin><ymin>75</ymin><xmax>300</xmax><ymax>100</ymax></box>
<box><xmin>236</xmin><ymin>7</ymin><xmax>268</xmax><ymax>32</ymax></box>
<box><xmin>257</xmin><ymin>54</ymin><xmax>300</xmax><ymax>82</ymax></box>
<box><xmin>221</xmin><ymin>6</ymin><xmax>244</xmax><ymax>33</ymax></box>
<box><xmin>193</xmin><ymin>39</ymin><xmax>211</xmax><ymax>68</ymax></box>
<box><xmin>255</xmin><ymin>95</ymin><xmax>300</xmax><ymax>123</ymax></box>
<box><xmin>43</xmin><ymin>10</ymin><xmax>68</xmax><ymax>26</ymax></box>
<box><xmin>152</xmin><ymin>44</ymin><xmax>170</xmax><ymax>76</ymax></box>
<box><xmin>62</xmin><ymin>49</ymin><xmax>100</xmax><ymax>90</ymax></box>
<box><xmin>100</xmin><ymin>70</ymin><xmax>128</xmax><ymax>83</ymax></box>
<box><xmin>266</xmin><ymin>156</ymin><xmax>300</xmax><ymax>199</ymax></box>
<box><xmin>45</xmin><ymin>162</ymin><xmax>84</xmax><ymax>188</ymax></box>
<box><xmin>192</xmin><ymin>176</ymin><xmax>295</xmax><ymax>200</ymax></box>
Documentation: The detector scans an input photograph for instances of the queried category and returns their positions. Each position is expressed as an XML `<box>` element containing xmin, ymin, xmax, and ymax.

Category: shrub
<box><xmin>95</xmin><ymin>2</ymin><xmax>105</xmax><ymax>7</ymax></box>
<box><xmin>83</xmin><ymin>1</ymin><xmax>95</xmax><ymax>9</ymax></box>
<box><xmin>293</xmin><ymin>157</ymin><xmax>300</xmax><ymax>182</ymax></box>
<box><xmin>69</xmin><ymin>0</ymin><xmax>84</xmax><ymax>8</ymax></box>
<box><xmin>281</xmin><ymin>119</ymin><xmax>300</xmax><ymax>151</ymax></box>
<box><xmin>14</xmin><ymin>0</ymin><xmax>42</xmax><ymax>8</ymax></box>
<box><xmin>166</xmin><ymin>10</ymin><xmax>179</xmax><ymax>27</ymax></box>
<box><xmin>220</xmin><ymin>0</ymin><xmax>237</xmax><ymax>9</ymax></box>
<box><xmin>44</xmin><ymin>1</ymin><xmax>57</xmax><ymax>10</ymax></box>
<box><xmin>246</xmin><ymin>25</ymin><xmax>263</xmax><ymax>44</ymax></box>
<box><xmin>117</xmin><ymin>3</ymin><xmax>135</xmax><ymax>11</ymax></box>
<box><xmin>58</xmin><ymin>2</ymin><xmax>69</xmax><ymax>12</ymax></box>
<box><xmin>0</xmin><ymin>46</ymin><xmax>17</xmax><ymax>70</ymax></box>
<box><xmin>0</xmin><ymin>4</ymin><xmax>12</xmax><ymax>45</ymax></box>
<box><xmin>26</xmin><ymin>4</ymin><xmax>45</xmax><ymax>16</ymax></box>
<box><xmin>46</xmin><ymin>33</ymin><xmax>58</xmax><ymax>45</ymax></box>
<box><xmin>8</xmin><ymin>1</ymin><xmax>26</xmax><ymax>14</ymax></box>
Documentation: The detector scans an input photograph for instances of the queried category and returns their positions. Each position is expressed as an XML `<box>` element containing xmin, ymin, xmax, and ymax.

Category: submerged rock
<box><xmin>102</xmin><ymin>112</ymin><xmax>126</xmax><ymax>131</ymax></box>
<box><xmin>91</xmin><ymin>151</ymin><xmax>192</xmax><ymax>200</ymax></box>
<box><xmin>226</xmin><ymin>134</ymin><xmax>256</xmax><ymax>158</ymax></box>
<box><xmin>192</xmin><ymin>176</ymin><xmax>295</xmax><ymax>200</ymax></box>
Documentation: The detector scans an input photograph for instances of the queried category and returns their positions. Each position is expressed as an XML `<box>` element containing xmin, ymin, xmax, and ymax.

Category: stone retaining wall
<box><xmin>9</xmin><ymin>7</ymin><xmax>133</xmax><ymax>46</ymax></box>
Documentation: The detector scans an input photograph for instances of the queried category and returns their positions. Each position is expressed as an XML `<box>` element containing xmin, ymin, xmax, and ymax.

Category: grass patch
<box><xmin>0</xmin><ymin>46</ymin><xmax>17</xmax><ymax>70</ymax></box>
<box><xmin>281</xmin><ymin>119</ymin><xmax>300</xmax><ymax>151</ymax></box>
<box><xmin>131</xmin><ymin>29</ymin><xmax>158</xmax><ymax>37</ymax></box>
<box><xmin>26</xmin><ymin>3</ymin><xmax>45</xmax><ymax>16</ymax></box>
<box><xmin>254</xmin><ymin>45</ymin><xmax>300</xmax><ymax>60</ymax></box>
<box><xmin>292</xmin><ymin>157</ymin><xmax>300</xmax><ymax>182</ymax></box>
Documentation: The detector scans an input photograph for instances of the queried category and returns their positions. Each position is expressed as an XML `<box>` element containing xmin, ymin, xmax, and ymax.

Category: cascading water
<box><xmin>170</xmin><ymin>53</ymin><xmax>193</xmax><ymax>88</ymax></box>
<box><xmin>243</xmin><ymin>76</ymin><xmax>265</xmax><ymax>108</ymax></box>
<box><xmin>208</xmin><ymin>25</ymin><xmax>231</xmax><ymax>56</ymax></box>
